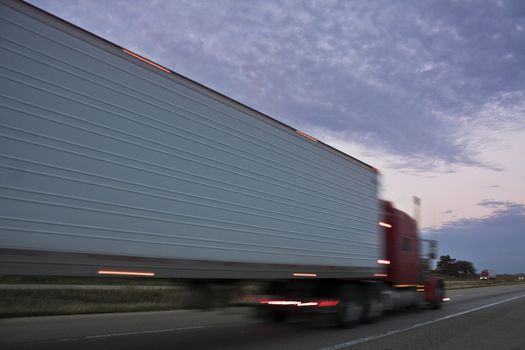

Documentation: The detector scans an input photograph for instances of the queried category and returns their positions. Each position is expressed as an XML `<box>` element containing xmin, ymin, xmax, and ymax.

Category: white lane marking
<box><xmin>59</xmin><ymin>325</ymin><xmax>205</xmax><ymax>341</ymax></box>
<box><xmin>318</xmin><ymin>293</ymin><xmax>525</xmax><ymax>350</ymax></box>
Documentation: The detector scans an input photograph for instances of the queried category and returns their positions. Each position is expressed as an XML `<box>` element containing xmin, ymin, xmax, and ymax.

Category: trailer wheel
<box><xmin>335</xmin><ymin>285</ymin><xmax>364</xmax><ymax>328</ymax></box>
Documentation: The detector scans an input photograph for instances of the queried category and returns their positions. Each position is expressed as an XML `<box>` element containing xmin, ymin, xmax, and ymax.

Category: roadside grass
<box><xmin>0</xmin><ymin>275</ymin><xmax>179</xmax><ymax>286</ymax></box>
<box><xmin>0</xmin><ymin>287</ymin><xmax>189</xmax><ymax>318</ymax></box>
<box><xmin>439</xmin><ymin>274</ymin><xmax>524</xmax><ymax>290</ymax></box>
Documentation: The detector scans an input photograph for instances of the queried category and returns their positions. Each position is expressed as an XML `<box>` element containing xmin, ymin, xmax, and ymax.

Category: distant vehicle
<box><xmin>517</xmin><ymin>273</ymin><xmax>524</xmax><ymax>281</ymax></box>
<box><xmin>480</xmin><ymin>269</ymin><xmax>497</xmax><ymax>280</ymax></box>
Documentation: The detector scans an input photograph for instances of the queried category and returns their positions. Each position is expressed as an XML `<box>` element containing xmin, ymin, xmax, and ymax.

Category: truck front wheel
<box><xmin>431</xmin><ymin>284</ymin><xmax>444</xmax><ymax>309</ymax></box>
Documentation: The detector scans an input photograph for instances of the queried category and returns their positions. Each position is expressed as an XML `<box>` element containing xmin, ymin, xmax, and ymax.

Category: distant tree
<box><xmin>457</xmin><ymin>260</ymin><xmax>476</xmax><ymax>276</ymax></box>
<box><xmin>436</xmin><ymin>255</ymin><xmax>476</xmax><ymax>277</ymax></box>
<box><xmin>436</xmin><ymin>255</ymin><xmax>457</xmax><ymax>275</ymax></box>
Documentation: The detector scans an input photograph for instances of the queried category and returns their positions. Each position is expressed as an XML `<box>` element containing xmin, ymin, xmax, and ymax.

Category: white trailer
<box><xmin>0</xmin><ymin>0</ymin><xmax>381</xmax><ymax>281</ymax></box>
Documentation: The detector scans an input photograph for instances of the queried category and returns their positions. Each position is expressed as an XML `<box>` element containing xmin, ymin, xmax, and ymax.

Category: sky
<box><xmin>28</xmin><ymin>0</ymin><xmax>525</xmax><ymax>273</ymax></box>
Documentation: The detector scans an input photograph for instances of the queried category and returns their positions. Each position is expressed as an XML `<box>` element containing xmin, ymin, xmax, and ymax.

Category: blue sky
<box><xmin>29</xmin><ymin>0</ymin><xmax>525</xmax><ymax>273</ymax></box>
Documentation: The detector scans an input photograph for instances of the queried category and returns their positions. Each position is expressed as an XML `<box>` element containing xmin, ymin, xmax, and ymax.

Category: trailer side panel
<box><xmin>0</xmin><ymin>0</ymin><xmax>380</xmax><ymax>278</ymax></box>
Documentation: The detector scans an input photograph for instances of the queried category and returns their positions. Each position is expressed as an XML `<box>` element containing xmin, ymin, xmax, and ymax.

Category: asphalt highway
<box><xmin>1</xmin><ymin>284</ymin><xmax>524</xmax><ymax>350</ymax></box>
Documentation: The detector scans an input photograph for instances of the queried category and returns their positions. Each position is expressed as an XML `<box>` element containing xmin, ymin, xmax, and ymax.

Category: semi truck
<box><xmin>0</xmin><ymin>0</ymin><xmax>445</xmax><ymax>327</ymax></box>
<box><xmin>480</xmin><ymin>269</ymin><xmax>496</xmax><ymax>280</ymax></box>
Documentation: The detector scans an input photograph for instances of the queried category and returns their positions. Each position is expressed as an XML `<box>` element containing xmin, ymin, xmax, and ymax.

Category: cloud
<box><xmin>28</xmin><ymin>0</ymin><xmax>525</xmax><ymax>173</ymax></box>
<box><xmin>478</xmin><ymin>200</ymin><xmax>515</xmax><ymax>210</ymax></box>
<box><xmin>424</xmin><ymin>202</ymin><xmax>525</xmax><ymax>273</ymax></box>
<box><xmin>24</xmin><ymin>0</ymin><xmax>525</xmax><ymax>234</ymax></box>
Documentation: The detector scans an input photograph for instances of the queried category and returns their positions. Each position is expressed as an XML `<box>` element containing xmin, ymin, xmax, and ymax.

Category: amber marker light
<box><xmin>295</xmin><ymin>130</ymin><xmax>318</xmax><ymax>142</ymax></box>
<box><xmin>393</xmin><ymin>284</ymin><xmax>418</xmax><ymax>288</ymax></box>
<box><xmin>379</xmin><ymin>222</ymin><xmax>392</xmax><ymax>228</ymax></box>
<box><xmin>293</xmin><ymin>273</ymin><xmax>318</xmax><ymax>277</ymax></box>
<box><xmin>372</xmin><ymin>167</ymin><xmax>382</xmax><ymax>174</ymax></box>
<box><xmin>98</xmin><ymin>270</ymin><xmax>155</xmax><ymax>277</ymax></box>
<box><xmin>122</xmin><ymin>49</ymin><xmax>171</xmax><ymax>73</ymax></box>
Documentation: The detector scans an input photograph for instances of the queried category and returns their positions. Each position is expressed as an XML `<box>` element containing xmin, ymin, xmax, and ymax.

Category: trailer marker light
<box><xmin>443</xmin><ymin>297</ymin><xmax>450</xmax><ymax>302</ymax></box>
<box><xmin>260</xmin><ymin>300</ymin><xmax>288</xmax><ymax>305</ymax></box>
<box><xmin>98</xmin><ymin>270</ymin><xmax>155</xmax><ymax>277</ymax></box>
<box><xmin>297</xmin><ymin>302</ymin><xmax>318</xmax><ymax>307</ymax></box>
<box><xmin>379</xmin><ymin>222</ymin><xmax>392</xmax><ymax>228</ymax></box>
<box><xmin>259</xmin><ymin>300</ymin><xmax>339</xmax><ymax>307</ymax></box>
<box><xmin>393</xmin><ymin>284</ymin><xmax>417</xmax><ymax>288</ymax></box>
<box><xmin>293</xmin><ymin>273</ymin><xmax>317</xmax><ymax>277</ymax></box>
<box><xmin>318</xmin><ymin>300</ymin><xmax>340</xmax><ymax>307</ymax></box>
<box><xmin>374</xmin><ymin>273</ymin><xmax>388</xmax><ymax>277</ymax></box>
<box><xmin>295</xmin><ymin>130</ymin><xmax>318</xmax><ymax>142</ymax></box>
<box><xmin>377</xmin><ymin>259</ymin><xmax>391</xmax><ymax>265</ymax></box>
<box><xmin>122</xmin><ymin>49</ymin><xmax>171</xmax><ymax>73</ymax></box>
<box><xmin>260</xmin><ymin>300</ymin><xmax>301</xmax><ymax>306</ymax></box>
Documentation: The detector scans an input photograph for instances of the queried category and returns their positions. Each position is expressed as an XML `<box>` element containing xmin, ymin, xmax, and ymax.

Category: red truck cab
<box><xmin>381</xmin><ymin>201</ymin><xmax>445</xmax><ymax>308</ymax></box>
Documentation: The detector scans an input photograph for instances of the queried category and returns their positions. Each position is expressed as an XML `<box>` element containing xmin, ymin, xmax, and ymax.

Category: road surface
<box><xmin>1</xmin><ymin>284</ymin><xmax>524</xmax><ymax>350</ymax></box>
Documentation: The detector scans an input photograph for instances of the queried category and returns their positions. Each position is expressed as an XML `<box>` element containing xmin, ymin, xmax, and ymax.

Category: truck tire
<box><xmin>431</xmin><ymin>284</ymin><xmax>444</xmax><ymax>310</ymax></box>
<box><xmin>335</xmin><ymin>285</ymin><xmax>364</xmax><ymax>328</ymax></box>
<box><xmin>363</xmin><ymin>284</ymin><xmax>384</xmax><ymax>323</ymax></box>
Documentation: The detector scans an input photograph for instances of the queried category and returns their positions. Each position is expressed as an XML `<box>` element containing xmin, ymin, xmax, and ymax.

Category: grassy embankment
<box><xmin>0</xmin><ymin>288</ymin><xmax>188</xmax><ymax>318</ymax></box>
<box><xmin>442</xmin><ymin>274</ymin><xmax>524</xmax><ymax>290</ymax></box>
<box><xmin>0</xmin><ymin>276</ymin><xmax>190</xmax><ymax>318</ymax></box>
